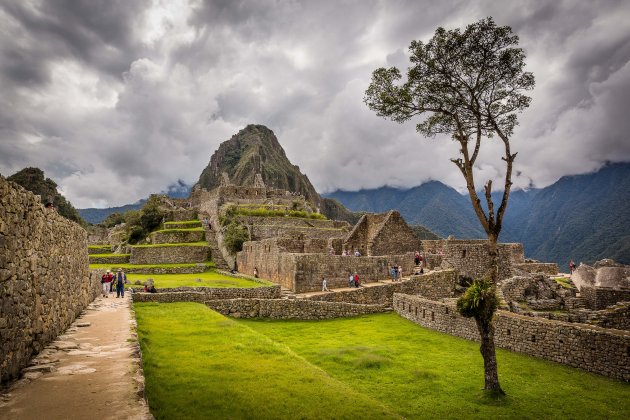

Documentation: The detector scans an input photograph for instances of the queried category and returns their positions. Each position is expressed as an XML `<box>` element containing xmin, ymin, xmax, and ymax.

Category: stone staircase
<box><xmin>565</xmin><ymin>296</ymin><xmax>587</xmax><ymax>311</ymax></box>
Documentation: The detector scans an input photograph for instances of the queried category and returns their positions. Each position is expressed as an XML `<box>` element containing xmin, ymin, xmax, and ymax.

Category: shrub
<box><xmin>223</xmin><ymin>222</ymin><xmax>249</xmax><ymax>254</ymax></box>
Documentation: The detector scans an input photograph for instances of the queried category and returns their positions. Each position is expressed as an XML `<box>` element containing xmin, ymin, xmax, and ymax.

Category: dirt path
<box><xmin>0</xmin><ymin>294</ymin><xmax>151</xmax><ymax>420</ymax></box>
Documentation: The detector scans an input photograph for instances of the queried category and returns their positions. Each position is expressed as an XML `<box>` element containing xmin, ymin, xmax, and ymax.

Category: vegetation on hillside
<box><xmin>7</xmin><ymin>167</ymin><xmax>85</xmax><ymax>225</ymax></box>
<box><xmin>99</xmin><ymin>195</ymin><xmax>169</xmax><ymax>244</ymax></box>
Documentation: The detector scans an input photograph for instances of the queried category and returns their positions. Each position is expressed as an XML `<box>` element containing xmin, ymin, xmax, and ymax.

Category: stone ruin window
<box><xmin>462</xmin><ymin>249</ymin><xmax>467</xmax><ymax>258</ymax></box>
<box><xmin>531</xmin><ymin>335</ymin><xmax>536</xmax><ymax>342</ymax></box>
<box><xmin>507</xmin><ymin>329</ymin><xmax>511</xmax><ymax>336</ymax></box>
<box><xmin>402</xmin><ymin>302</ymin><xmax>406</xmax><ymax>311</ymax></box>
<box><xmin>431</xmin><ymin>311</ymin><xmax>435</xmax><ymax>321</ymax></box>
<box><xmin>445</xmin><ymin>307</ymin><xmax>449</xmax><ymax>315</ymax></box>
<box><xmin>415</xmin><ymin>307</ymin><xmax>418</xmax><ymax>316</ymax></box>
<box><xmin>422</xmin><ymin>309</ymin><xmax>426</xmax><ymax>318</ymax></box>
<box><xmin>409</xmin><ymin>305</ymin><xmax>412</xmax><ymax>313</ymax></box>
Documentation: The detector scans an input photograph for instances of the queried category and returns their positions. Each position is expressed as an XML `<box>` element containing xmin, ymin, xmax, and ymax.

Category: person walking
<box><xmin>322</xmin><ymin>277</ymin><xmax>330</xmax><ymax>292</ymax></box>
<box><xmin>101</xmin><ymin>270</ymin><xmax>114</xmax><ymax>298</ymax></box>
<box><xmin>354</xmin><ymin>272</ymin><xmax>360</xmax><ymax>288</ymax></box>
<box><xmin>115</xmin><ymin>268</ymin><xmax>127</xmax><ymax>298</ymax></box>
<box><xmin>348</xmin><ymin>273</ymin><xmax>354</xmax><ymax>288</ymax></box>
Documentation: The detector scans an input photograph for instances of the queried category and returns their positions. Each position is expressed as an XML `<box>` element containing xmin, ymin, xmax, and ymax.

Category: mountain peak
<box><xmin>195</xmin><ymin>125</ymin><xmax>320</xmax><ymax>205</ymax></box>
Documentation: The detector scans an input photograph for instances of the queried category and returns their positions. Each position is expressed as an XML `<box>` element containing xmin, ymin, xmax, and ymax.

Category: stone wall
<box><xmin>420</xmin><ymin>239</ymin><xmax>525</xmax><ymax>280</ymax></box>
<box><xmin>124</xmin><ymin>265</ymin><xmax>207</xmax><ymax>275</ymax></box>
<box><xmin>131</xmin><ymin>284</ymin><xmax>281</xmax><ymax>302</ymax></box>
<box><xmin>370</xmin><ymin>211</ymin><xmax>423</xmax><ymax>256</ymax></box>
<box><xmin>394</xmin><ymin>294</ymin><xmax>630</xmax><ymax>382</ymax></box>
<box><xmin>205</xmin><ymin>299</ymin><xmax>388</xmax><ymax>320</ymax></box>
<box><xmin>586</xmin><ymin>302</ymin><xmax>630</xmax><ymax>331</ymax></box>
<box><xmin>580</xmin><ymin>286</ymin><xmax>630</xmax><ymax>310</ymax></box>
<box><xmin>306</xmin><ymin>270</ymin><xmax>457</xmax><ymax>305</ymax></box>
<box><xmin>130</xmin><ymin>244</ymin><xmax>210</xmax><ymax>264</ymax></box>
<box><xmin>150</xmin><ymin>229</ymin><xmax>205</xmax><ymax>244</ymax></box>
<box><xmin>0</xmin><ymin>177</ymin><xmax>100</xmax><ymax>383</ymax></box>
<box><xmin>237</xmin><ymin>238</ymin><xmax>423</xmax><ymax>292</ymax></box>
<box><xmin>514</xmin><ymin>262</ymin><xmax>559</xmax><ymax>275</ymax></box>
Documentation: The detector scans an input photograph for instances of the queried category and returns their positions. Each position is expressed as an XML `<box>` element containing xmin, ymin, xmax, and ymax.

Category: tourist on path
<box><xmin>414</xmin><ymin>251</ymin><xmax>420</xmax><ymax>266</ymax></box>
<box><xmin>398</xmin><ymin>265</ymin><xmax>403</xmax><ymax>281</ymax></box>
<box><xmin>390</xmin><ymin>266</ymin><xmax>396</xmax><ymax>281</ymax></box>
<box><xmin>354</xmin><ymin>272</ymin><xmax>361</xmax><ymax>288</ymax></box>
<box><xmin>253</xmin><ymin>267</ymin><xmax>259</xmax><ymax>278</ymax></box>
<box><xmin>101</xmin><ymin>270</ymin><xmax>114</xmax><ymax>298</ymax></box>
<box><xmin>322</xmin><ymin>277</ymin><xmax>330</xmax><ymax>292</ymax></box>
<box><xmin>115</xmin><ymin>268</ymin><xmax>127</xmax><ymax>298</ymax></box>
<box><xmin>348</xmin><ymin>273</ymin><xmax>354</xmax><ymax>287</ymax></box>
<box><xmin>569</xmin><ymin>260</ymin><xmax>576</xmax><ymax>274</ymax></box>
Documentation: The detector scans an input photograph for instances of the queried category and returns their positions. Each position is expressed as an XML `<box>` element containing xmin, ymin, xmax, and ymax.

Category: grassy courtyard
<box><xmin>133</xmin><ymin>303</ymin><xmax>629</xmax><ymax>419</ymax></box>
<box><xmin>125</xmin><ymin>271</ymin><xmax>271</xmax><ymax>288</ymax></box>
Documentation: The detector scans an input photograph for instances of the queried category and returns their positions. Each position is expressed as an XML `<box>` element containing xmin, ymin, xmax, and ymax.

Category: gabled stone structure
<box><xmin>344</xmin><ymin>210</ymin><xmax>421</xmax><ymax>256</ymax></box>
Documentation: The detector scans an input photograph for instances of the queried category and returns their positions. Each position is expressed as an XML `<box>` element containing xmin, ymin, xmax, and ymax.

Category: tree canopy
<box><xmin>364</xmin><ymin>17</ymin><xmax>534</xmax><ymax>241</ymax></box>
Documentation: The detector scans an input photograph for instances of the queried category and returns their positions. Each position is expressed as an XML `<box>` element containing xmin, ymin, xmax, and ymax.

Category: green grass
<box><xmin>134</xmin><ymin>305</ymin><xmax>630</xmax><ymax>419</ymax></box>
<box><xmin>130</xmin><ymin>242</ymin><xmax>208</xmax><ymax>248</ymax></box>
<box><xmin>134</xmin><ymin>303</ymin><xmax>394</xmax><ymax>419</ymax></box>
<box><xmin>89</xmin><ymin>262</ymin><xmax>215</xmax><ymax>270</ymax></box>
<box><xmin>154</xmin><ymin>227</ymin><xmax>204</xmax><ymax>233</ymax></box>
<box><xmin>127</xmin><ymin>271</ymin><xmax>271</xmax><ymax>288</ymax></box>
<box><xmin>553</xmin><ymin>276</ymin><xmax>576</xmax><ymax>289</ymax></box>
<box><xmin>163</xmin><ymin>220</ymin><xmax>200</xmax><ymax>226</ymax></box>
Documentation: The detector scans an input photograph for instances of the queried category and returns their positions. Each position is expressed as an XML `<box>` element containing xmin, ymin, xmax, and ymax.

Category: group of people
<box><xmin>339</xmin><ymin>249</ymin><xmax>361</xmax><ymax>257</ymax></box>
<box><xmin>100</xmin><ymin>268</ymin><xmax>128</xmax><ymax>298</ymax></box>
<box><xmin>390</xmin><ymin>265</ymin><xmax>403</xmax><ymax>281</ymax></box>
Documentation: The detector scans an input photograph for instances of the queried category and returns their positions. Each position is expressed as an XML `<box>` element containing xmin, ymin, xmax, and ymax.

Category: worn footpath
<box><xmin>0</xmin><ymin>294</ymin><xmax>151</xmax><ymax>420</ymax></box>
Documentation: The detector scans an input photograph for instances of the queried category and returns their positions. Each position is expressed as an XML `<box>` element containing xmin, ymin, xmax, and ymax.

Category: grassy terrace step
<box><xmin>130</xmin><ymin>242</ymin><xmax>210</xmax><ymax>265</ymax></box>
<box><xmin>126</xmin><ymin>271</ymin><xmax>271</xmax><ymax>289</ymax></box>
<box><xmin>130</xmin><ymin>241</ymin><xmax>208</xmax><ymax>248</ymax></box>
<box><xmin>163</xmin><ymin>220</ymin><xmax>202</xmax><ymax>229</ymax></box>
<box><xmin>90</xmin><ymin>262</ymin><xmax>215</xmax><ymax>275</ymax></box>
<box><xmin>150</xmin><ymin>229</ymin><xmax>205</xmax><ymax>245</ymax></box>
<box><xmin>87</xmin><ymin>245</ymin><xmax>112</xmax><ymax>254</ymax></box>
<box><xmin>89</xmin><ymin>253</ymin><xmax>131</xmax><ymax>264</ymax></box>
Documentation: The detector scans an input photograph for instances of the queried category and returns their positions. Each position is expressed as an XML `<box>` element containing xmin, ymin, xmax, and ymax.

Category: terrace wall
<box><xmin>394</xmin><ymin>293</ymin><xmax>630</xmax><ymax>382</ymax></box>
<box><xmin>0</xmin><ymin>177</ymin><xmax>100</xmax><ymax>383</ymax></box>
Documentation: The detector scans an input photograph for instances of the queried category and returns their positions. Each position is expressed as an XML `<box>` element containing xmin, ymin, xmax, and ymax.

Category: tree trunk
<box><xmin>475</xmin><ymin>316</ymin><xmax>504</xmax><ymax>394</ymax></box>
<box><xmin>487</xmin><ymin>233</ymin><xmax>499</xmax><ymax>283</ymax></box>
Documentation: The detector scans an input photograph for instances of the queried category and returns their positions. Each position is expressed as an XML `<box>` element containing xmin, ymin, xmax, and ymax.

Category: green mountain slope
<box><xmin>326</xmin><ymin>163</ymin><xmax>630</xmax><ymax>267</ymax></box>
<box><xmin>196</xmin><ymin>125</ymin><xmax>321</xmax><ymax>207</ymax></box>
<box><xmin>7</xmin><ymin>167</ymin><xmax>84</xmax><ymax>225</ymax></box>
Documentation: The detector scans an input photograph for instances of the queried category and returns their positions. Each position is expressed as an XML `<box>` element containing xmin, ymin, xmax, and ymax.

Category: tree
<box><xmin>364</xmin><ymin>17</ymin><xmax>534</xmax><ymax>394</ymax></box>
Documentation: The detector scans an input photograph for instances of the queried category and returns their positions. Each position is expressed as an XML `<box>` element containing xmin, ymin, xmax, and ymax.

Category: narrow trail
<box><xmin>0</xmin><ymin>294</ymin><xmax>151</xmax><ymax>420</ymax></box>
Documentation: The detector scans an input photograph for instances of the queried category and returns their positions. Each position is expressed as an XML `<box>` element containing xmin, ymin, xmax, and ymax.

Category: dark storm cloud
<box><xmin>0</xmin><ymin>0</ymin><xmax>628</xmax><ymax>206</ymax></box>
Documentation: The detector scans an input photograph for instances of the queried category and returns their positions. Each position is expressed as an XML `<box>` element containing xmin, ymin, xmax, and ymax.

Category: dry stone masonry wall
<box><xmin>130</xmin><ymin>244</ymin><xmax>210</xmax><ymax>264</ymax></box>
<box><xmin>131</xmin><ymin>284</ymin><xmax>281</xmax><ymax>303</ymax></box>
<box><xmin>0</xmin><ymin>176</ymin><xmax>100</xmax><ymax>383</ymax></box>
<box><xmin>394</xmin><ymin>293</ymin><xmax>630</xmax><ymax>382</ymax></box>
<box><xmin>580</xmin><ymin>286</ymin><xmax>630</xmax><ymax>310</ymax></box>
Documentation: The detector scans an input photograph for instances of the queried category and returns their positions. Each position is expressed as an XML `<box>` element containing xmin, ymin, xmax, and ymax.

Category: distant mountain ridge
<box><xmin>326</xmin><ymin>163</ymin><xmax>630</xmax><ymax>268</ymax></box>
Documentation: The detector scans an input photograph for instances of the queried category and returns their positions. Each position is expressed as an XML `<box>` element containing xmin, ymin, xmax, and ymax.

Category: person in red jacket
<box><xmin>354</xmin><ymin>272</ymin><xmax>360</xmax><ymax>288</ymax></box>
<box><xmin>101</xmin><ymin>269</ymin><xmax>114</xmax><ymax>298</ymax></box>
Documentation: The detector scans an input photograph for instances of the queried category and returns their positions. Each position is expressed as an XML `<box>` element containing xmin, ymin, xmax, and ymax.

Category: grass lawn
<box><xmin>89</xmin><ymin>262</ymin><xmax>216</xmax><ymax>270</ymax></box>
<box><xmin>134</xmin><ymin>303</ymin><xmax>394</xmax><ymax>419</ymax></box>
<box><xmin>134</xmin><ymin>304</ymin><xmax>630</xmax><ymax>420</ymax></box>
<box><xmin>126</xmin><ymin>271</ymin><xmax>271</xmax><ymax>288</ymax></box>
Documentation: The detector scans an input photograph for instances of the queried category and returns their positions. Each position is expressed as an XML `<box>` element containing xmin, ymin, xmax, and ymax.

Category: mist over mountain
<box><xmin>326</xmin><ymin>163</ymin><xmax>630</xmax><ymax>268</ymax></box>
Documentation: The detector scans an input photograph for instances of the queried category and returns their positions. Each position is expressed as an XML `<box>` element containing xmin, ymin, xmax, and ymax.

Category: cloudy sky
<box><xmin>1</xmin><ymin>0</ymin><xmax>629</xmax><ymax>208</ymax></box>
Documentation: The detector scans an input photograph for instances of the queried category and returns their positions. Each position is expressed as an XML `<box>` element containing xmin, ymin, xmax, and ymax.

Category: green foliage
<box><xmin>134</xmin><ymin>307</ymin><xmax>630</xmax><ymax>419</ymax></box>
<box><xmin>119</xmin><ymin>196</ymin><xmax>169</xmax><ymax>244</ymax></box>
<box><xmin>220</xmin><ymin>204</ymin><xmax>327</xmax><ymax>223</ymax></box>
<box><xmin>100</xmin><ymin>212</ymin><xmax>126</xmax><ymax>228</ymax></box>
<box><xmin>365</xmin><ymin>17</ymin><xmax>534</xmax><ymax>140</ymax></box>
<box><xmin>7</xmin><ymin>167</ymin><xmax>85</xmax><ymax>225</ymax></box>
<box><xmin>456</xmin><ymin>277</ymin><xmax>498</xmax><ymax>320</ymax></box>
<box><xmin>223</xmin><ymin>221</ymin><xmax>249</xmax><ymax>254</ymax></box>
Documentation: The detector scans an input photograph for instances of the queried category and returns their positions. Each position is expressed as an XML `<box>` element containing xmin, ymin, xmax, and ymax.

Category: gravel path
<box><xmin>0</xmin><ymin>294</ymin><xmax>151</xmax><ymax>420</ymax></box>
